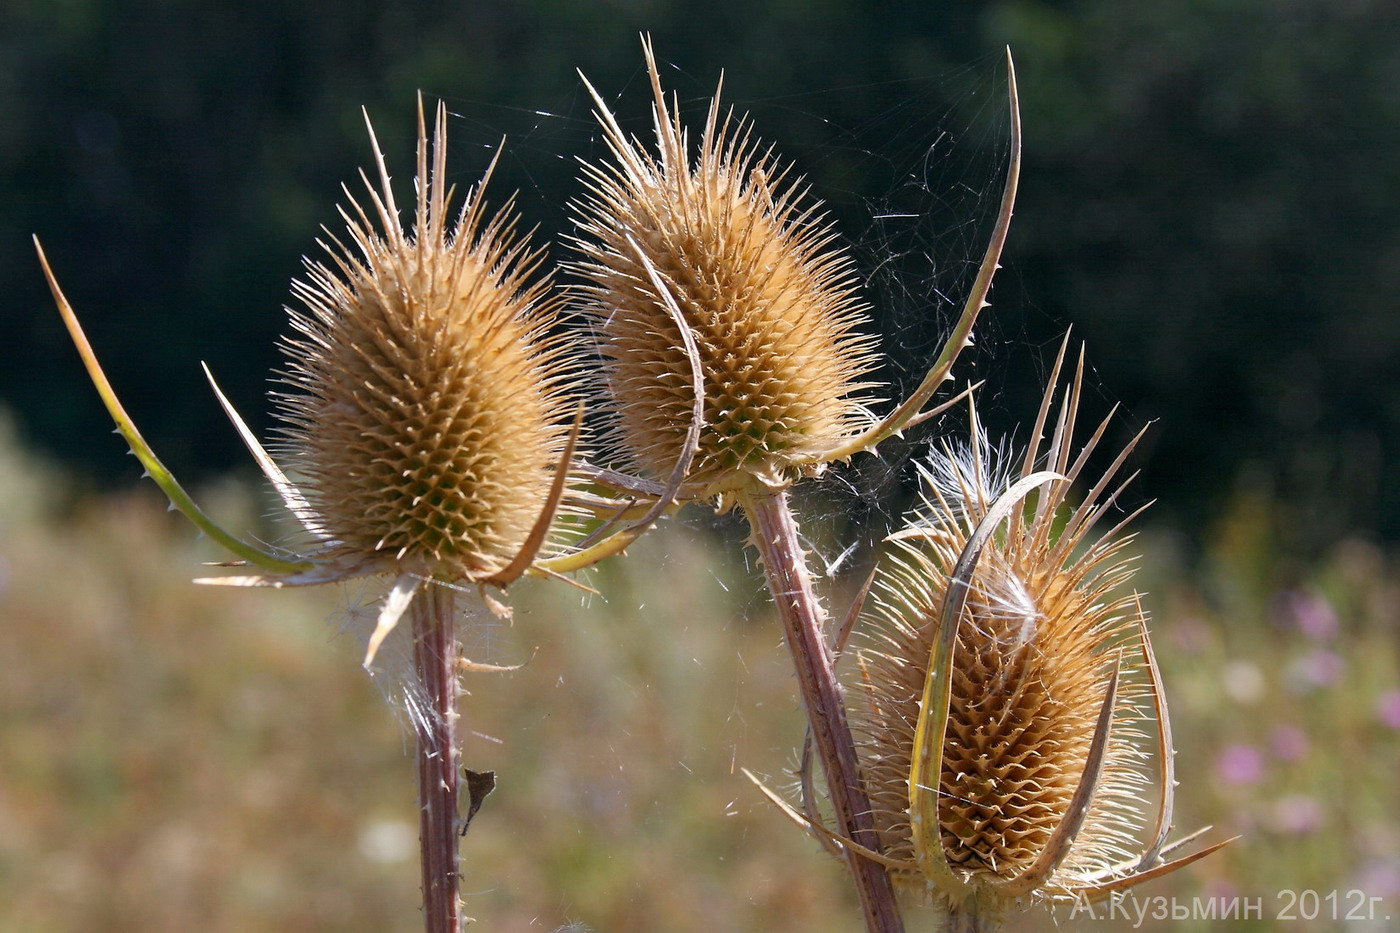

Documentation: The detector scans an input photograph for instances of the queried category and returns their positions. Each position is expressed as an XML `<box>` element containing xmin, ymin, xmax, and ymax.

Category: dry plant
<box><xmin>36</xmin><ymin>38</ymin><xmax>1229</xmax><ymax>933</ymax></box>
<box><xmin>751</xmin><ymin>343</ymin><xmax>1233</xmax><ymax>930</ymax></box>
<box><xmin>566</xmin><ymin>38</ymin><xmax>1019</xmax><ymax>932</ymax></box>
<box><xmin>35</xmin><ymin>99</ymin><xmax>681</xmax><ymax>933</ymax></box>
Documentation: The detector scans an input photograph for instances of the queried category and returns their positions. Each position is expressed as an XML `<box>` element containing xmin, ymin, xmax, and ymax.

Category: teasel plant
<box><xmin>750</xmin><ymin>341</ymin><xmax>1234</xmax><ymax>931</ymax></box>
<box><xmin>34</xmin><ymin>98</ymin><xmax>696</xmax><ymax>933</ymax></box>
<box><xmin>567</xmin><ymin>37</ymin><xmax>1021</xmax><ymax>932</ymax></box>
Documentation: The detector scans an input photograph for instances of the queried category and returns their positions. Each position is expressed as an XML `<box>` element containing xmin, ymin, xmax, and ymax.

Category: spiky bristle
<box><xmin>276</xmin><ymin>101</ymin><xmax>573</xmax><ymax>581</ymax></box>
<box><xmin>571</xmin><ymin>41</ymin><xmax>879</xmax><ymax>499</ymax></box>
<box><xmin>853</xmin><ymin>375</ymin><xmax>1157</xmax><ymax>912</ymax></box>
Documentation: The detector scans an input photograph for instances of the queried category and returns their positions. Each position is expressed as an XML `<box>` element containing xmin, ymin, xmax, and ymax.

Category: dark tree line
<box><xmin>6</xmin><ymin>0</ymin><xmax>1398</xmax><ymax>553</ymax></box>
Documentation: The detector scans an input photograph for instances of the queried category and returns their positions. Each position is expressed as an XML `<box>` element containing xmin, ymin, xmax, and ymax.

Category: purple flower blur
<box><xmin>1215</xmin><ymin>744</ymin><xmax>1264</xmax><ymax>785</ymax></box>
<box><xmin>1376</xmin><ymin>690</ymin><xmax>1400</xmax><ymax>730</ymax></box>
<box><xmin>1277</xmin><ymin>589</ymin><xmax>1340</xmax><ymax>642</ymax></box>
<box><xmin>1270</xmin><ymin>794</ymin><xmax>1323</xmax><ymax>835</ymax></box>
<box><xmin>1354</xmin><ymin>859</ymin><xmax>1400</xmax><ymax>899</ymax></box>
<box><xmin>1269</xmin><ymin>723</ymin><xmax>1309</xmax><ymax>762</ymax></box>
<box><xmin>1288</xmin><ymin>649</ymin><xmax>1345</xmax><ymax>689</ymax></box>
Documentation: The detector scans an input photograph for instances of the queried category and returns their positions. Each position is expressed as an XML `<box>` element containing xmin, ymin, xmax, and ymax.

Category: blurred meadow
<box><xmin>1</xmin><ymin>408</ymin><xmax>1398</xmax><ymax>931</ymax></box>
<box><xmin>6</xmin><ymin>1</ymin><xmax>1400</xmax><ymax>930</ymax></box>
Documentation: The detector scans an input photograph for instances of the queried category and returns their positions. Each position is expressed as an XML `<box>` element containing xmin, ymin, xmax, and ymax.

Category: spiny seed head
<box><xmin>276</xmin><ymin>101</ymin><xmax>573</xmax><ymax>582</ymax></box>
<box><xmin>853</xmin><ymin>386</ymin><xmax>1162</xmax><ymax>917</ymax></box>
<box><xmin>572</xmin><ymin>43</ymin><xmax>879</xmax><ymax>501</ymax></box>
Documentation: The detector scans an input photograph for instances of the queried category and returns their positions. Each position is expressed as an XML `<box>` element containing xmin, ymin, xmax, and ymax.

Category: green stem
<box><xmin>412</xmin><ymin>584</ymin><xmax>463</xmax><ymax>933</ymax></box>
<box><xmin>740</xmin><ymin>489</ymin><xmax>906</xmax><ymax>933</ymax></box>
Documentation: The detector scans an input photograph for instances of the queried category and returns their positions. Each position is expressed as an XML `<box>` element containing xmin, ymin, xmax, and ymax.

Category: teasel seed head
<box><xmin>571</xmin><ymin>39</ymin><xmax>880</xmax><ymax>502</ymax></box>
<box><xmin>848</xmin><ymin>346</ymin><xmax>1229</xmax><ymax>923</ymax></box>
<box><xmin>276</xmin><ymin>99</ymin><xmax>574</xmax><ymax>584</ymax></box>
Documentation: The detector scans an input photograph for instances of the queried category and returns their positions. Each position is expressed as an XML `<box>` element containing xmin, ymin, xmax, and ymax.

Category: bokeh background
<box><xmin>3</xmin><ymin>1</ymin><xmax>1399</xmax><ymax>930</ymax></box>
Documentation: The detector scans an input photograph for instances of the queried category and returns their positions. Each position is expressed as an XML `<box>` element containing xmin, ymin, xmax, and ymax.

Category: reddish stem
<box><xmin>411</xmin><ymin>583</ymin><xmax>463</xmax><ymax>933</ymax></box>
<box><xmin>741</xmin><ymin>490</ymin><xmax>906</xmax><ymax>933</ymax></box>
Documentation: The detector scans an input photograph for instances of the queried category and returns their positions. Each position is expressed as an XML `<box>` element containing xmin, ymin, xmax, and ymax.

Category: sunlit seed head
<box><xmin>275</xmin><ymin>101</ymin><xmax>573</xmax><ymax>581</ymax></box>
<box><xmin>571</xmin><ymin>42</ymin><xmax>879</xmax><ymax>500</ymax></box>
<box><xmin>853</xmin><ymin>386</ymin><xmax>1159</xmax><ymax>914</ymax></box>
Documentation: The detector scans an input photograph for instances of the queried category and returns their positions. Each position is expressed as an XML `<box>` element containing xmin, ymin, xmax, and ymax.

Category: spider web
<box><xmin>420</xmin><ymin>50</ymin><xmax>1037</xmax><ymax>621</ymax></box>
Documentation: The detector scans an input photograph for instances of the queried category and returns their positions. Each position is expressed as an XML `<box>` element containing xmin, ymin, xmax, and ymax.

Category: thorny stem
<box><xmin>412</xmin><ymin>583</ymin><xmax>463</xmax><ymax>933</ymax></box>
<box><xmin>740</xmin><ymin>490</ymin><xmax>906</xmax><ymax>933</ymax></box>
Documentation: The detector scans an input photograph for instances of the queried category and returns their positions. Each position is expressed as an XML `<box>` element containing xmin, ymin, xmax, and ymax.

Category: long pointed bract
<box><xmin>203</xmin><ymin>363</ymin><xmax>330</xmax><ymax>542</ymax></box>
<box><xmin>908</xmin><ymin>471</ymin><xmax>1061</xmax><ymax>897</ymax></box>
<box><xmin>35</xmin><ymin>237</ymin><xmax>312</xmax><ymax>575</ymax></box>
<box><xmin>821</xmin><ymin>50</ymin><xmax>1021</xmax><ymax>462</ymax></box>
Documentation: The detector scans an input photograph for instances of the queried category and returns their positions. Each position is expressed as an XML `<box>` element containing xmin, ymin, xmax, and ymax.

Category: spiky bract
<box><xmin>572</xmin><ymin>45</ymin><xmax>879</xmax><ymax>501</ymax></box>
<box><xmin>853</xmin><ymin>374</ymin><xmax>1160</xmax><ymax>917</ymax></box>
<box><xmin>278</xmin><ymin>103</ymin><xmax>572</xmax><ymax>582</ymax></box>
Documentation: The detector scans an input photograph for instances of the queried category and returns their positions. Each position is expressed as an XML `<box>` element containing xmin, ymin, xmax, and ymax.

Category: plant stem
<box><xmin>411</xmin><ymin>583</ymin><xmax>463</xmax><ymax>933</ymax></box>
<box><xmin>946</xmin><ymin>901</ymin><xmax>1001</xmax><ymax>933</ymax></box>
<box><xmin>740</xmin><ymin>489</ymin><xmax>906</xmax><ymax>933</ymax></box>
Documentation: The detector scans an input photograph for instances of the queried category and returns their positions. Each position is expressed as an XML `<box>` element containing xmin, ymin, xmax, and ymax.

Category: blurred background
<box><xmin>2</xmin><ymin>1</ymin><xmax>1398</xmax><ymax>930</ymax></box>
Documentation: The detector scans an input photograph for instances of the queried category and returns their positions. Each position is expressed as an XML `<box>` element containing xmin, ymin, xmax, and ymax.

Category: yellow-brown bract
<box><xmin>38</xmin><ymin>98</ymin><xmax>612</xmax><ymax>666</ymax></box>
<box><xmin>571</xmin><ymin>40</ymin><xmax>880</xmax><ymax>503</ymax></box>
<box><xmin>276</xmin><ymin>102</ymin><xmax>574</xmax><ymax>584</ymax></box>
<box><xmin>845</xmin><ymin>350</ymin><xmax>1229</xmax><ymax>923</ymax></box>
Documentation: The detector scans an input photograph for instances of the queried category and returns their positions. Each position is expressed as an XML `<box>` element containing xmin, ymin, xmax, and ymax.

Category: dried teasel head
<box><xmin>571</xmin><ymin>39</ymin><xmax>881</xmax><ymax>503</ymax></box>
<box><xmin>37</xmin><ymin>98</ymin><xmax>593</xmax><ymax>666</ymax></box>
<box><xmin>832</xmin><ymin>346</ymin><xmax>1231</xmax><ymax>924</ymax></box>
<box><xmin>276</xmin><ymin>100</ymin><xmax>574</xmax><ymax>586</ymax></box>
<box><xmin>570</xmin><ymin>41</ymin><xmax>1021</xmax><ymax>521</ymax></box>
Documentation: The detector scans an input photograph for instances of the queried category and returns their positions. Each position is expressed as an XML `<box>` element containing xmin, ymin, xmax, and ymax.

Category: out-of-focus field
<box><xmin>1</xmin><ymin>417</ymin><xmax>1397</xmax><ymax>932</ymax></box>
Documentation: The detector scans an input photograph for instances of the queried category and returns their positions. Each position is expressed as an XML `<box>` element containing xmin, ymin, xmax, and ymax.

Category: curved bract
<box><xmin>849</xmin><ymin>345</ymin><xmax>1230</xmax><ymax>923</ymax></box>
<box><xmin>35</xmin><ymin>240</ymin><xmax>314</xmax><ymax>577</ymax></box>
<box><xmin>36</xmin><ymin>98</ymin><xmax>674</xmax><ymax>666</ymax></box>
<box><xmin>572</xmin><ymin>40</ymin><xmax>878</xmax><ymax>500</ymax></box>
<box><xmin>571</xmin><ymin>41</ymin><xmax>1021</xmax><ymax>511</ymax></box>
